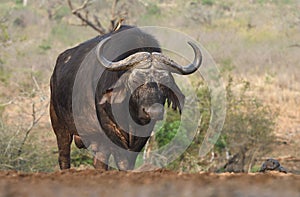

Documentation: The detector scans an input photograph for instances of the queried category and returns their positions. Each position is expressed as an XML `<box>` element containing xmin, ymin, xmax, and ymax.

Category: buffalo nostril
<box><xmin>146</xmin><ymin>103</ymin><xmax>164</xmax><ymax>120</ymax></box>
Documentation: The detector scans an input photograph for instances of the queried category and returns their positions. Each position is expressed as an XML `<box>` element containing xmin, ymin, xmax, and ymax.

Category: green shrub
<box><xmin>0</xmin><ymin>23</ymin><xmax>10</xmax><ymax>43</ymax></box>
<box><xmin>0</xmin><ymin>66</ymin><xmax>11</xmax><ymax>85</ymax></box>
<box><xmin>0</xmin><ymin>122</ymin><xmax>57</xmax><ymax>172</ymax></box>
<box><xmin>38</xmin><ymin>39</ymin><xmax>52</xmax><ymax>53</ymax></box>
<box><xmin>70</xmin><ymin>146</ymin><xmax>93</xmax><ymax>167</ymax></box>
<box><xmin>15</xmin><ymin>0</ymin><xmax>22</xmax><ymax>5</ymax></box>
<box><xmin>250</xmin><ymin>165</ymin><xmax>261</xmax><ymax>173</ymax></box>
<box><xmin>155</xmin><ymin>109</ymin><xmax>181</xmax><ymax>147</ymax></box>
<box><xmin>156</xmin><ymin>120</ymin><xmax>179</xmax><ymax>147</ymax></box>
<box><xmin>201</xmin><ymin>0</ymin><xmax>215</xmax><ymax>6</ymax></box>
<box><xmin>164</xmin><ymin>81</ymin><xmax>211</xmax><ymax>172</ymax></box>
<box><xmin>218</xmin><ymin>76</ymin><xmax>277</xmax><ymax>172</ymax></box>
<box><xmin>163</xmin><ymin>76</ymin><xmax>277</xmax><ymax>172</ymax></box>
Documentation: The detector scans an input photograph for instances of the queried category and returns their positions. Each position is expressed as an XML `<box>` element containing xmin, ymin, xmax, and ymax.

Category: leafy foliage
<box><xmin>70</xmin><ymin>146</ymin><xmax>93</xmax><ymax>167</ymax></box>
<box><xmin>155</xmin><ymin>109</ymin><xmax>181</xmax><ymax>147</ymax></box>
<box><xmin>201</xmin><ymin>0</ymin><xmax>215</xmax><ymax>6</ymax></box>
<box><xmin>0</xmin><ymin>0</ymin><xmax>294</xmax><ymax>172</ymax></box>
<box><xmin>0</xmin><ymin>23</ymin><xmax>9</xmax><ymax>43</ymax></box>
<box><xmin>162</xmin><ymin>76</ymin><xmax>277</xmax><ymax>172</ymax></box>
<box><xmin>0</xmin><ymin>121</ymin><xmax>56</xmax><ymax>172</ymax></box>
<box><xmin>155</xmin><ymin>120</ymin><xmax>180</xmax><ymax>147</ymax></box>
<box><xmin>218</xmin><ymin>76</ymin><xmax>277</xmax><ymax>172</ymax></box>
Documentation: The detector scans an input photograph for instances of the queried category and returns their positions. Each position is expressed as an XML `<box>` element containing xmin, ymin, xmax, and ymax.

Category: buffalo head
<box><xmin>97</xmin><ymin>37</ymin><xmax>202</xmax><ymax>127</ymax></box>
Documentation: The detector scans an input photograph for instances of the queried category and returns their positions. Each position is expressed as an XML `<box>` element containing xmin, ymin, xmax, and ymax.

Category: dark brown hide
<box><xmin>50</xmin><ymin>26</ymin><xmax>164</xmax><ymax>170</ymax></box>
<box><xmin>50</xmin><ymin>25</ymin><xmax>200</xmax><ymax>171</ymax></box>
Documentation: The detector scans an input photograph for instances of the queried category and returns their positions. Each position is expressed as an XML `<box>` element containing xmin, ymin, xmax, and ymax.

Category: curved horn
<box><xmin>96</xmin><ymin>37</ymin><xmax>150</xmax><ymax>71</ymax></box>
<box><xmin>153</xmin><ymin>41</ymin><xmax>202</xmax><ymax>75</ymax></box>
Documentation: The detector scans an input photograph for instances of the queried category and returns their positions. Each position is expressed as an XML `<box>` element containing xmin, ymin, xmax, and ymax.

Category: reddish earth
<box><xmin>0</xmin><ymin>169</ymin><xmax>300</xmax><ymax>197</ymax></box>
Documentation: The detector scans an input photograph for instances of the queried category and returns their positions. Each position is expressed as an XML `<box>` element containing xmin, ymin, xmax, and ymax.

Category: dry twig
<box><xmin>67</xmin><ymin>0</ymin><xmax>125</xmax><ymax>34</ymax></box>
<box><xmin>16</xmin><ymin>76</ymin><xmax>49</xmax><ymax>156</ymax></box>
<box><xmin>67</xmin><ymin>0</ymin><xmax>106</xmax><ymax>34</ymax></box>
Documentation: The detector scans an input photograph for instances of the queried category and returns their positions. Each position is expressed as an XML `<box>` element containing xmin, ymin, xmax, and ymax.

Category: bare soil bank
<box><xmin>0</xmin><ymin>169</ymin><xmax>299</xmax><ymax>197</ymax></box>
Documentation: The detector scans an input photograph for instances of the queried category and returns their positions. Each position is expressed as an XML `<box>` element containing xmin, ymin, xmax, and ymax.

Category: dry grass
<box><xmin>0</xmin><ymin>0</ymin><xmax>299</xmax><ymax>171</ymax></box>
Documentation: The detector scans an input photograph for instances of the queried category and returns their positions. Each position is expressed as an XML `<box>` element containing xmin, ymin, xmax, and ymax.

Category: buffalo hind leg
<box><xmin>50</xmin><ymin>101</ymin><xmax>73</xmax><ymax>170</ymax></box>
<box><xmin>56</xmin><ymin>132</ymin><xmax>73</xmax><ymax>170</ymax></box>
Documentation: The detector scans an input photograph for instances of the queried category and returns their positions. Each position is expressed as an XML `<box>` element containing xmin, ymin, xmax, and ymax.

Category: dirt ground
<box><xmin>0</xmin><ymin>169</ymin><xmax>300</xmax><ymax>197</ymax></box>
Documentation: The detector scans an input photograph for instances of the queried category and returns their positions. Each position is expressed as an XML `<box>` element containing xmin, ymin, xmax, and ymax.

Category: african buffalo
<box><xmin>50</xmin><ymin>25</ymin><xmax>202</xmax><ymax>170</ymax></box>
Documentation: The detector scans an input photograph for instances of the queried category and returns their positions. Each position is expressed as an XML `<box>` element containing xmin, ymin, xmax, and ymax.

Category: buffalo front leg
<box><xmin>56</xmin><ymin>132</ymin><xmax>73</xmax><ymax>170</ymax></box>
<box><xmin>93</xmin><ymin>152</ymin><xmax>110</xmax><ymax>170</ymax></box>
<box><xmin>114</xmin><ymin>152</ymin><xmax>139</xmax><ymax>171</ymax></box>
<box><xmin>91</xmin><ymin>144</ymin><xmax>110</xmax><ymax>170</ymax></box>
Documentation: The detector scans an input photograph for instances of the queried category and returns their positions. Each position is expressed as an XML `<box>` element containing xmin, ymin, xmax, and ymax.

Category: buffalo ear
<box><xmin>99</xmin><ymin>88</ymin><xmax>112</xmax><ymax>105</ymax></box>
<box><xmin>111</xmin><ymin>86</ymin><xmax>128</xmax><ymax>104</ymax></box>
<box><xmin>99</xmin><ymin>86</ymin><xmax>128</xmax><ymax>105</ymax></box>
<box><xmin>166</xmin><ymin>84</ymin><xmax>185</xmax><ymax>114</ymax></box>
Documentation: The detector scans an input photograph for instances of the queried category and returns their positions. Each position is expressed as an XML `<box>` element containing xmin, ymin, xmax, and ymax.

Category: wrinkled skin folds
<box><xmin>50</xmin><ymin>25</ymin><xmax>202</xmax><ymax>170</ymax></box>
